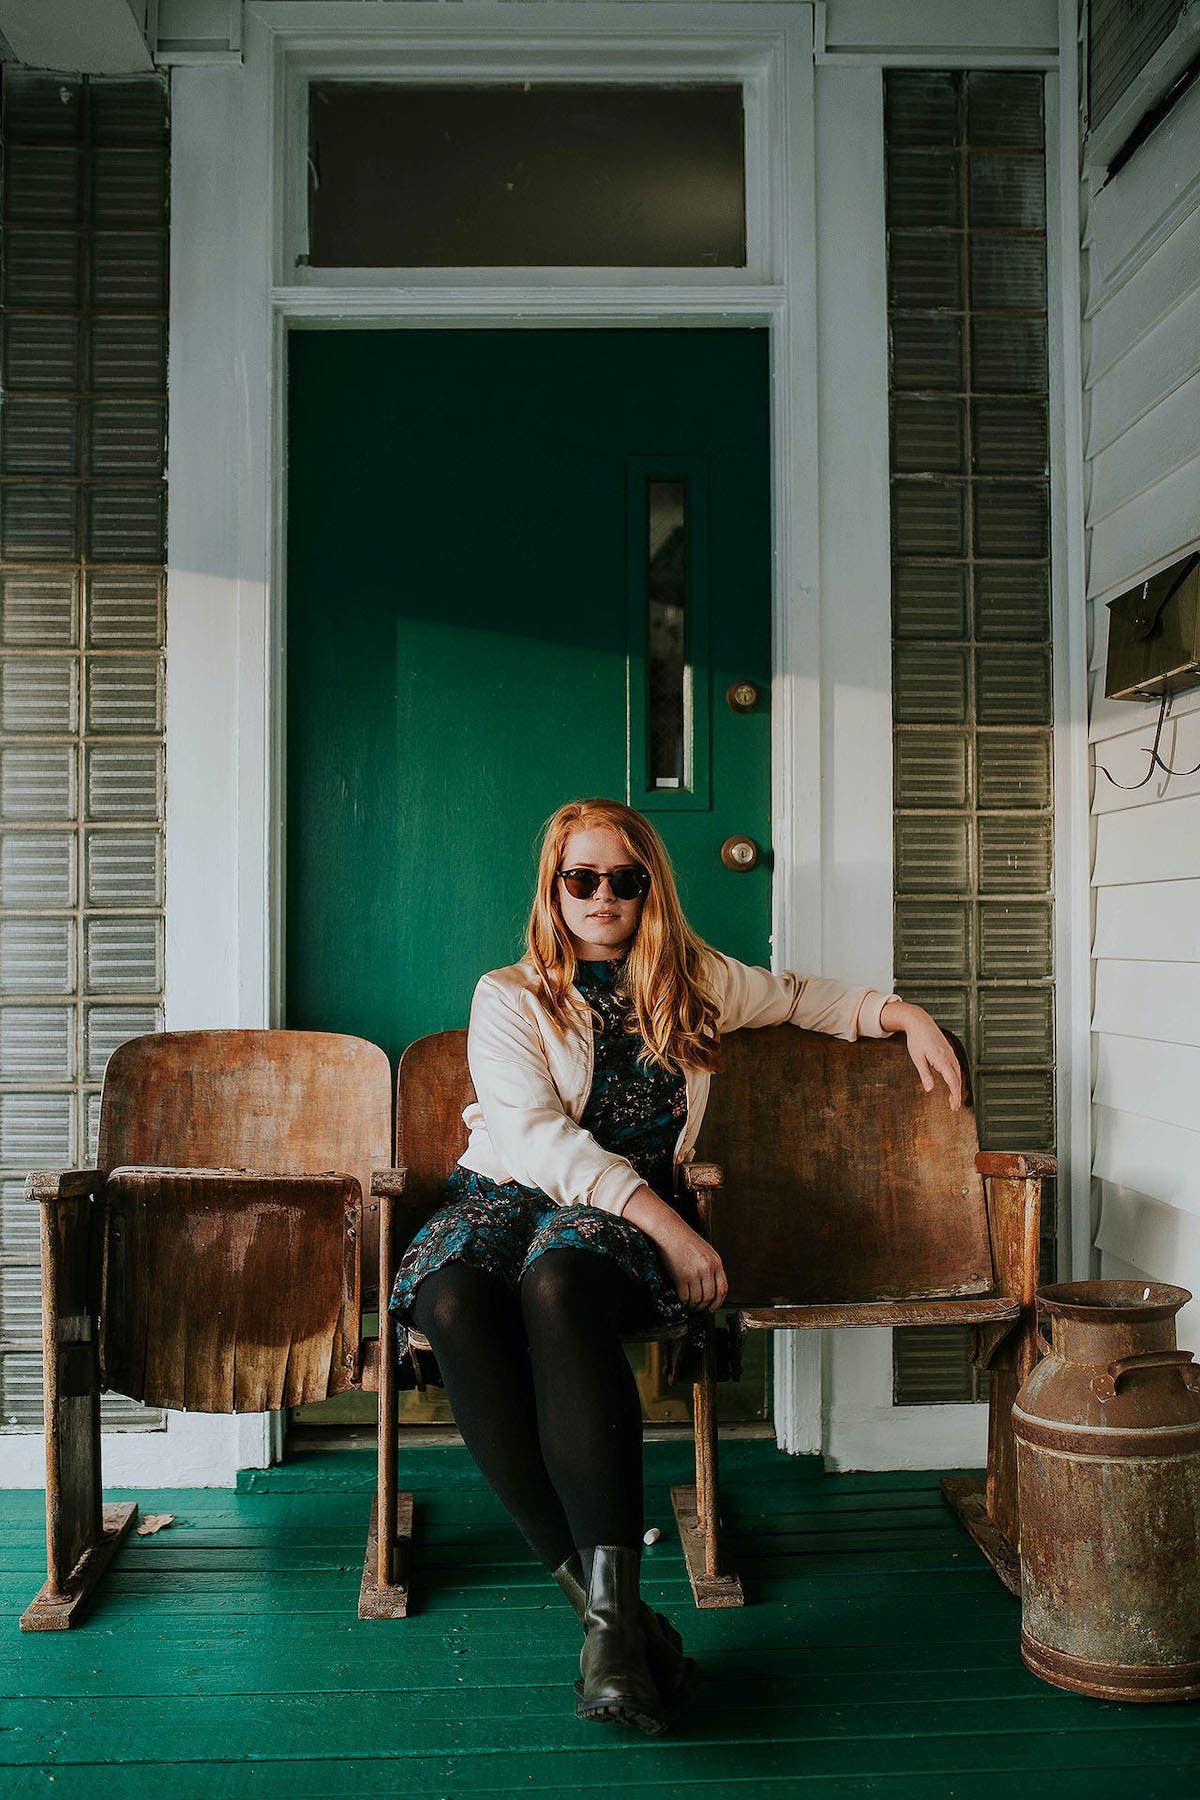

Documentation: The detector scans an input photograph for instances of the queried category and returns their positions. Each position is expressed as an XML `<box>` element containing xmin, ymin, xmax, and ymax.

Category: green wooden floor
<box><xmin>3</xmin><ymin>1437</ymin><xmax>1200</xmax><ymax>1798</ymax></box>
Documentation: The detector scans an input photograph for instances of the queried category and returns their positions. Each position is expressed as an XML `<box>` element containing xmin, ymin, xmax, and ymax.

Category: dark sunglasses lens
<box><xmin>610</xmin><ymin>869</ymin><xmax>648</xmax><ymax>899</ymax></box>
<box><xmin>559</xmin><ymin>868</ymin><xmax>648</xmax><ymax>900</ymax></box>
<box><xmin>561</xmin><ymin>870</ymin><xmax>600</xmax><ymax>899</ymax></box>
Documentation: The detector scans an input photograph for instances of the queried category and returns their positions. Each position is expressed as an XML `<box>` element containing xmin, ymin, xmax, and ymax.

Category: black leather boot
<box><xmin>574</xmin><ymin>1544</ymin><xmax>670</xmax><ymax>1735</ymax></box>
<box><xmin>551</xmin><ymin>1551</ymin><xmax>695</xmax><ymax>1710</ymax></box>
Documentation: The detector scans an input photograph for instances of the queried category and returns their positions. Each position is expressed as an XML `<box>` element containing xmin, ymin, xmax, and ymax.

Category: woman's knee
<box><xmin>410</xmin><ymin>1260</ymin><xmax>510</xmax><ymax>1345</ymax></box>
<box><xmin>519</xmin><ymin>1247</ymin><xmax>631</xmax><ymax>1334</ymax></box>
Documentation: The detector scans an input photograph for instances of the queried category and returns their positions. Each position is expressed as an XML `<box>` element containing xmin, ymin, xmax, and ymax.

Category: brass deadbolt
<box><xmin>720</xmin><ymin>835</ymin><xmax>760</xmax><ymax>871</ymax></box>
<box><xmin>727</xmin><ymin>680</ymin><xmax>761</xmax><ymax>713</ymax></box>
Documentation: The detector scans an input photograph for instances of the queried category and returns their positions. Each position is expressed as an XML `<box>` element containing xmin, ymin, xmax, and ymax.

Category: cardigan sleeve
<box><xmin>710</xmin><ymin>950</ymin><xmax>898</xmax><ymax>1039</ymax></box>
<box><xmin>465</xmin><ymin>974</ymin><xmax>646</xmax><ymax>1218</ymax></box>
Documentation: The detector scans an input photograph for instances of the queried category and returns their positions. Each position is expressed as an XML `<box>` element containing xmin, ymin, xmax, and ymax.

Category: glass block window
<box><xmin>0</xmin><ymin>69</ymin><xmax>168</xmax><ymax>1431</ymax></box>
<box><xmin>883</xmin><ymin>72</ymin><xmax>1056</xmax><ymax>1407</ymax></box>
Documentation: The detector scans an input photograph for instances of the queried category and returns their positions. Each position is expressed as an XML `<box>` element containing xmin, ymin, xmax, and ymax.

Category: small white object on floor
<box><xmin>643</xmin><ymin>1527</ymin><xmax>661</xmax><ymax>1545</ymax></box>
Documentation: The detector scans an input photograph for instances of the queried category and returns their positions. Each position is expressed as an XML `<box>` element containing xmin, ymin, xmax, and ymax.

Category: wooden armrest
<box><xmin>975</xmin><ymin>1152</ymin><xmax>1057</xmax><ymax>1179</ymax></box>
<box><xmin>370</xmin><ymin>1167</ymin><xmax>408</xmax><ymax>1198</ymax></box>
<box><xmin>26</xmin><ymin>1169</ymin><xmax>105</xmax><ymax>1204</ymax></box>
<box><xmin>682</xmin><ymin>1163</ymin><xmax>723</xmax><ymax>1191</ymax></box>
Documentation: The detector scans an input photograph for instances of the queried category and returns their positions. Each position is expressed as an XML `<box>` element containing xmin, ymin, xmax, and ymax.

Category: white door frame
<box><xmin>157</xmin><ymin>0</ymin><xmax>1085</xmax><ymax>1485</ymax></box>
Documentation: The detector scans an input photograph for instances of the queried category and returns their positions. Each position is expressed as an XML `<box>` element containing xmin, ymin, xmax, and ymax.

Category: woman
<box><xmin>389</xmin><ymin>797</ymin><xmax>961</xmax><ymax>1737</ymax></box>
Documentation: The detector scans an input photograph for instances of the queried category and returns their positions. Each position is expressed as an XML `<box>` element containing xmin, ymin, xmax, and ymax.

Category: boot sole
<box><xmin>574</xmin><ymin>1656</ymin><xmax>697</xmax><ymax>1711</ymax></box>
<box><xmin>575</xmin><ymin>1694</ymin><xmax>670</xmax><ymax>1737</ymax></box>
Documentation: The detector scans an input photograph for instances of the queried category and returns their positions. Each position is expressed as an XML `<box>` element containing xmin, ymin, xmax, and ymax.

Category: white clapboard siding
<box><xmin>1091</xmin><ymin>704</ymin><xmax>1200</xmax><ymax>812</ymax></box>
<box><xmin>1093</xmin><ymin>959</ymin><xmax>1200</xmax><ymax>1049</ymax></box>
<box><xmin>1089</xmin><ymin>662</ymin><xmax>1200</xmax><ymax>742</ymax></box>
<box><xmin>1096</xmin><ymin>1185</ymin><xmax>1200</xmax><ymax>1357</ymax></box>
<box><xmin>1085</xmin><ymin>283</ymin><xmax>1200</xmax><ymax>459</ymax></box>
<box><xmin>1093</xmin><ymin>1033</ymin><xmax>1200</xmax><ymax>1135</ymax></box>
<box><xmin>1093</xmin><ymin>1104</ymin><xmax>1200</xmax><ymax>1220</ymax></box>
<box><xmin>1085</xmin><ymin>204</ymin><xmax>1200</xmax><ymax>380</ymax></box>
<box><xmin>1088</xmin><ymin>370</ymin><xmax>1200</xmax><ymax>523</ymax></box>
<box><xmin>1084</xmin><ymin>74</ymin><xmax>1200</xmax><ymax>293</ymax></box>
<box><xmin>1092</xmin><ymin>791</ymin><xmax>1200</xmax><ymax>884</ymax></box>
<box><xmin>1093</xmin><ymin>879</ymin><xmax>1200</xmax><ymax>962</ymax></box>
<box><xmin>1086</xmin><ymin>455</ymin><xmax>1200</xmax><ymax>603</ymax></box>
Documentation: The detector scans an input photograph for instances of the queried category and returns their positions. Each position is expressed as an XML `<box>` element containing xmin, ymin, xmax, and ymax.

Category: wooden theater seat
<box><xmin>21</xmin><ymin>1028</ymin><xmax>408</xmax><ymax>1631</ymax></box>
<box><xmin>675</xmin><ymin>1025</ymin><xmax>1054</xmax><ymax>1605</ymax></box>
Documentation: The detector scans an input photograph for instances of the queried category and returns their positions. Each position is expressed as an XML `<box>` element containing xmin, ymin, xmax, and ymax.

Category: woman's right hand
<box><xmin>623</xmin><ymin>1184</ymin><xmax>728</xmax><ymax>1311</ymax></box>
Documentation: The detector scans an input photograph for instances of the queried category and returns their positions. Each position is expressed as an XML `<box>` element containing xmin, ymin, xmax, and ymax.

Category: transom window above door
<box><xmin>304</xmin><ymin>83</ymin><xmax>747</xmax><ymax>268</ymax></box>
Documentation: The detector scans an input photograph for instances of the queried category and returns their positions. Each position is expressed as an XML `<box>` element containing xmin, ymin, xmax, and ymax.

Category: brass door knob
<box><xmin>727</xmin><ymin>680</ymin><xmax>761</xmax><ymax>713</ymax></box>
<box><xmin>720</xmin><ymin>835</ymin><xmax>759</xmax><ymax>871</ymax></box>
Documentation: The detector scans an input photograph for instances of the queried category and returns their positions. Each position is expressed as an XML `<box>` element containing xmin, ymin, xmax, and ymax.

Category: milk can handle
<box><xmin>1091</xmin><ymin>1350</ymin><xmax>1199</xmax><ymax>1401</ymax></box>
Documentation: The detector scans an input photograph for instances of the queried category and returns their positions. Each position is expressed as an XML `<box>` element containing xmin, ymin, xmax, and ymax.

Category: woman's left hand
<box><xmin>879</xmin><ymin>1000</ymin><xmax>963</xmax><ymax>1110</ymax></box>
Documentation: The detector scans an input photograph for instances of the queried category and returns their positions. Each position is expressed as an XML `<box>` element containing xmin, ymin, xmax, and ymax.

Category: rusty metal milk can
<box><xmin>1013</xmin><ymin>1280</ymin><xmax>1200</xmax><ymax>1701</ymax></box>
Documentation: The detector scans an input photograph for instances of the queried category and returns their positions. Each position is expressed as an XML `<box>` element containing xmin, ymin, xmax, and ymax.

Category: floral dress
<box><xmin>388</xmin><ymin>953</ymin><xmax>703</xmax><ymax>1382</ymax></box>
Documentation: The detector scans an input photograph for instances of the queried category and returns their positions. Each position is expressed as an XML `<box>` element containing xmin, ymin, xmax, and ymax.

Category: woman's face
<box><xmin>555</xmin><ymin>825</ymin><xmax>646</xmax><ymax>961</ymax></box>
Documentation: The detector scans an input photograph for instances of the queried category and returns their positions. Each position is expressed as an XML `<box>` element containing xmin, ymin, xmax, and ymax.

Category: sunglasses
<box><xmin>558</xmin><ymin>866</ymin><xmax>650</xmax><ymax>901</ymax></box>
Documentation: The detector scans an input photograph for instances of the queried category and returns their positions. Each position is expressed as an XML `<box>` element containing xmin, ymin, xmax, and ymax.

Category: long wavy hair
<box><xmin>526</xmin><ymin>798</ymin><xmax>723</xmax><ymax>1074</ymax></box>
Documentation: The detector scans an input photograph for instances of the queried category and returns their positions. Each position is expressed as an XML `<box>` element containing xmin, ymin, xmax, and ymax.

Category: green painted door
<box><xmin>286</xmin><ymin>327</ymin><xmax>772</xmax><ymax>1425</ymax></box>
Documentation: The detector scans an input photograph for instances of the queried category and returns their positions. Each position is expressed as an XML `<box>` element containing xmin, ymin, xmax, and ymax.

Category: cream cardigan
<box><xmin>457</xmin><ymin>950</ymin><xmax>898</xmax><ymax>1218</ymax></box>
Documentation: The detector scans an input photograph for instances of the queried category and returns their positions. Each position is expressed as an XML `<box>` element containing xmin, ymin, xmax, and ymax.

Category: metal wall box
<box><xmin>1105</xmin><ymin>554</ymin><xmax>1200</xmax><ymax>701</ymax></box>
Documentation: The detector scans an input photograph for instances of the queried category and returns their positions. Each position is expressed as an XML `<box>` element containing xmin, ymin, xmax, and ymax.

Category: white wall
<box><xmin>1083</xmin><ymin>75</ymin><xmax>1200</xmax><ymax>1353</ymax></box>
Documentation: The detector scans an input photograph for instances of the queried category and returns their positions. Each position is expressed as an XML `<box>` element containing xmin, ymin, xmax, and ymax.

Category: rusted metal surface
<box><xmin>1014</xmin><ymin>1280</ymin><xmax>1200</xmax><ymax>1702</ymax></box>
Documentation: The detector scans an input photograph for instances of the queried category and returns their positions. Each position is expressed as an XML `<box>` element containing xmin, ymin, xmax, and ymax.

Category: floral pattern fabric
<box><xmin>388</xmin><ymin>954</ymin><xmax>702</xmax><ymax>1378</ymax></box>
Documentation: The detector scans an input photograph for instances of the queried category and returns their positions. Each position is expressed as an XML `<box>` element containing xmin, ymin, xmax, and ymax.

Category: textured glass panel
<box><xmin>85</xmin><ymin>831</ymin><xmax>163</xmax><ymax>907</ymax></box>
<box><xmin>88</xmin><ymin>402</ymin><xmax>165</xmax><ymax>478</ymax></box>
<box><xmin>90</xmin><ymin>233</ymin><xmax>167</xmax><ymax>310</ymax></box>
<box><xmin>966</xmin><ymin>74</ymin><xmax>1044</xmax><ymax>149</ymax></box>
<box><xmin>892</xmin><ymin>563</ymin><xmax>968</xmax><ymax>640</ymax></box>
<box><xmin>895</xmin><ymin>816</ymin><xmax>971</xmax><ymax>894</ymax></box>
<box><xmin>309</xmin><ymin>84</ymin><xmax>746</xmax><ymax>268</ymax></box>
<box><xmin>893</xmin><ymin>1325</ymin><xmax>980</xmax><ymax>1404</ymax></box>
<box><xmin>0</xmin><ymin>1176</ymin><xmax>38</xmax><ymax>1257</ymax></box>
<box><xmin>972</xmin><ymin>318</ymin><xmax>1049</xmax><ymax>394</ymax></box>
<box><xmin>646</xmin><ymin>480</ymin><xmax>687</xmax><ymax>790</ymax></box>
<box><xmin>968</xmin><ymin>235</ymin><xmax>1046</xmax><ymax>312</ymax></box>
<box><xmin>3</xmin><ymin>71</ymin><xmax>84</xmax><ymax>141</ymax></box>
<box><xmin>91</xmin><ymin>149</ymin><xmax>168</xmax><ymax>227</ymax></box>
<box><xmin>887</xmin><ymin>232</ymin><xmax>963</xmax><ymax>310</ymax></box>
<box><xmin>2</xmin><ymin>315</ymin><xmax>83</xmax><ymax>393</ymax></box>
<box><xmin>90</xmin><ymin>80</ymin><xmax>169</xmax><ymax>146</ymax></box>
<box><xmin>894</xmin><ymin>901</ymin><xmax>971</xmax><ymax>983</ymax></box>
<box><xmin>85</xmin><ymin>487</ymin><xmax>165</xmax><ymax>562</ymax></box>
<box><xmin>972</xmin><ymin>399</ymin><xmax>1047</xmax><ymax>475</ymax></box>
<box><xmin>84</xmin><ymin>915</ymin><xmax>162</xmax><ymax>993</ymax></box>
<box><xmin>891</xmin><ymin>484</ymin><xmax>966</xmax><ymax>558</ymax></box>
<box><xmin>976</xmin><ymin>1068</ymin><xmax>1054</xmax><ymax>1151</ymax></box>
<box><xmin>978</xmin><ymin>988</ymin><xmax>1054</xmax><ymax>1064</ymax></box>
<box><xmin>883</xmin><ymin>72</ymin><xmax>961</xmax><ymax>147</ymax></box>
<box><xmin>968</xmin><ymin>156</ymin><xmax>1045</xmax><ymax>231</ymax></box>
<box><xmin>973</xmin><ymin>483</ymin><xmax>1049</xmax><ymax>560</ymax></box>
<box><xmin>90</xmin><ymin>316</ymin><xmax>167</xmax><ymax>392</ymax></box>
<box><xmin>85</xmin><ymin>745</ymin><xmax>163</xmax><ymax>820</ymax></box>
<box><xmin>2</xmin><ymin>231</ymin><xmax>82</xmax><ymax>310</ymax></box>
<box><xmin>85</xmin><ymin>658</ymin><xmax>163</xmax><ymax>734</ymax></box>
<box><xmin>0</xmin><ymin>1349</ymin><xmax>164</xmax><ymax>1429</ymax></box>
<box><xmin>893</xmin><ymin>731</ymin><xmax>969</xmax><ymax>808</ymax></box>
<box><xmin>0</xmin><ymin>658</ymin><xmax>78</xmax><ymax>734</ymax></box>
<box><xmin>886</xmin><ymin>153</ymin><xmax>961</xmax><ymax>228</ymax></box>
<box><xmin>84</xmin><ymin>1004</ymin><xmax>161</xmax><ymax>1080</ymax></box>
<box><xmin>87</xmin><ymin>572</ymin><xmax>163</xmax><ymax>648</ymax></box>
<box><xmin>0</xmin><ymin>746</ymin><xmax>77</xmax><ymax>821</ymax></box>
<box><xmin>1</xmin><ymin>399</ymin><xmax>79</xmax><ymax>477</ymax></box>
<box><xmin>890</xmin><ymin>314</ymin><xmax>965</xmax><ymax>390</ymax></box>
<box><xmin>978</xmin><ymin>902</ymin><xmax>1053</xmax><ymax>979</ymax></box>
<box><xmin>0</xmin><ymin>571</ymin><xmax>78</xmax><ymax>648</ymax></box>
<box><xmin>976</xmin><ymin>733</ymin><xmax>1052</xmax><ymax>809</ymax></box>
<box><xmin>974</xmin><ymin>565</ymin><xmax>1050</xmax><ymax>642</ymax></box>
<box><xmin>4</xmin><ymin>146</ymin><xmax>81</xmax><ymax>224</ymax></box>
<box><xmin>976</xmin><ymin>645</ymin><xmax>1053</xmax><ymax>724</ymax></box>
<box><xmin>979</xmin><ymin>816</ymin><xmax>1052</xmax><ymax>894</ymax></box>
<box><xmin>893</xmin><ymin>645</ymin><xmax>969</xmax><ymax>724</ymax></box>
<box><xmin>0</xmin><ymin>1006</ymin><xmax>75</xmax><ymax>1080</ymax></box>
<box><xmin>0</xmin><ymin>1090</ymin><xmax>74</xmax><ymax>1164</ymax></box>
<box><xmin>85</xmin><ymin>1089</ymin><xmax>101</xmax><ymax>1165</ymax></box>
<box><xmin>0</xmin><ymin>1262</ymin><xmax>43</xmax><ymax>1339</ymax></box>
<box><xmin>0</xmin><ymin>919</ymin><xmax>76</xmax><ymax>995</ymax></box>
<box><xmin>0</xmin><ymin>833</ymin><xmax>76</xmax><ymax>908</ymax></box>
<box><xmin>891</xmin><ymin>399</ymin><xmax>965</xmax><ymax>474</ymax></box>
<box><xmin>896</xmin><ymin>985</ymin><xmax>971</xmax><ymax>1050</ymax></box>
<box><xmin>0</xmin><ymin>488</ymin><xmax>79</xmax><ymax>561</ymax></box>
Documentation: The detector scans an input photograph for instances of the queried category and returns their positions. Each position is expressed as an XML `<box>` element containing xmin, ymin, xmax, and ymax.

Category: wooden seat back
<box><xmin>695</xmin><ymin>1027</ymin><xmax>990</xmax><ymax>1307</ymax></box>
<box><xmin>95</xmin><ymin>1029</ymin><xmax>392</xmax><ymax>1411</ymax></box>
<box><xmin>394</xmin><ymin>1028</ymin><xmax>473</xmax><ymax>1212</ymax></box>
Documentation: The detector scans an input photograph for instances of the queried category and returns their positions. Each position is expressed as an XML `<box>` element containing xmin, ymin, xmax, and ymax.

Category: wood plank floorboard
<box><xmin>4</xmin><ymin>1440</ymin><xmax>1199</xmax><ymax>1798</ymax></box>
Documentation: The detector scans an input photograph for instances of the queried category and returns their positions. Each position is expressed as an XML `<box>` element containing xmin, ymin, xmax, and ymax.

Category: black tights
<box><xmin>410</xmin><ymin>1249</ymin><xmax>646</xmax><ymax>1569</ymax></box>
